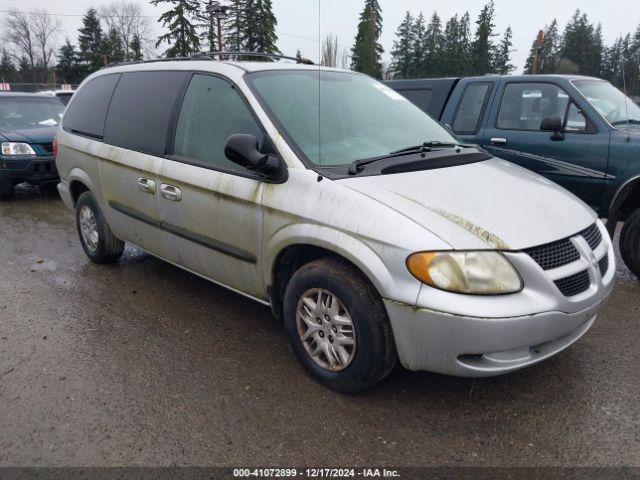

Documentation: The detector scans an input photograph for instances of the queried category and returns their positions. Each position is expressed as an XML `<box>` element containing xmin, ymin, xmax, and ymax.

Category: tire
<box><xmin>75</xmin><ymin>191</ymin><xmax>124</xmax><ymax>264</ymax></box>
<box><xmin>0</xmin><ymin>176</ymin><xmax>14</xmax><ymax>200</ymax></box>
<box><xmin>620</xmin><ymin>208</ymin><xmax>640</xmax><ymax>278</ymax></box>
<box><xmin>283</xmin><ymin>257</ymin><xmax>397</xmax><ymax>393</ymax></box>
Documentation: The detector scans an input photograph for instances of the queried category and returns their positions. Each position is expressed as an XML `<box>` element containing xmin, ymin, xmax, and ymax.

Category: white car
<box><xmin>37</xmin><ymin>89</ymin><xmax>75</xmax><ymax>106</ymax></box>
<box><xmin>54</xmin><ymin>56</ymin><xmax>615</xmax><ymax>392</ymax></box>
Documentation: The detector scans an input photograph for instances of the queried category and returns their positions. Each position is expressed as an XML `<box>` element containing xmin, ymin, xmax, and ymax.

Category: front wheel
<box><xmin>620</xmin><ymin>208</ymin><xmax>640</xmax><ymax>278</ymax></box>
<box><xmin>75</xmin><ymin>191</ymin><xmax>124</xmax><ymax>264</ymax></box>
<box><xmin>283</xmin><ymin>257</ymin><xmax>397</xmax><ymax>393</ymax></box>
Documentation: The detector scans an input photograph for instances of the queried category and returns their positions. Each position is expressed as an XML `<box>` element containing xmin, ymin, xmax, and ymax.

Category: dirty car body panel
<box><xmin>56</xmin><ymin>60</ymin><xmax>615</xmax><ymax>384</ymax></box>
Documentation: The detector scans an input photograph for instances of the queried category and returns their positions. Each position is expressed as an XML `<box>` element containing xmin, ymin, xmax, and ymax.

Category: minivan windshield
<box><xmin>247</xmin><ymin>70</ymin><xmax>457</xmax><ymax>166</ymax></box>
<box><xmin>573</xmin><ymin>80</ymin><xmax>640</xmax><ymax>128</ymax></box>
<box><xmin>0</xmin><ymin>96</ymin><xmax>65</xmax><ymax>128</ymax></box>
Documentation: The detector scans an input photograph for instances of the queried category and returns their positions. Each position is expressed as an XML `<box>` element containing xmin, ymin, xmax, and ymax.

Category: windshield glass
<box><xmin>0</xmin><ymin>97</ymin><xmax>65</xmax><ymax>127</ymax></box>
<box><xmin>573</xmin><ymin>80</ymin><xmax>640</xmax><ymax>127</ymax></box>
<box><xmin>247</xmin><ymin>70</ymin><xmax>457</xmax><ymax>166</ymax></box>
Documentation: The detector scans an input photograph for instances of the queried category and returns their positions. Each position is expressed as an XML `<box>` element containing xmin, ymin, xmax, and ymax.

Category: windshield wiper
<box><xmin>389</xmin><ymin>141</ymin><xmax>465</xmax><ymax>155</ymax></box>
<box><xmin>348</xmin><ymin>141</ymin><xmax>469</xmax><ymax>175</ymax></box>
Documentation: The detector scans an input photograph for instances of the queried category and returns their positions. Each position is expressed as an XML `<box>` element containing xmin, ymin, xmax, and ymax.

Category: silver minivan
<box><xmin>55</xmin><ymin>58</ymin><xmax>615</xmax><ymax>392</ymax></box>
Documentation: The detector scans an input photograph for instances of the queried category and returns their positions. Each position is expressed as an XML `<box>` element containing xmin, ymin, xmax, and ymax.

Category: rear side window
<box><xmin>172</xmin><ymin>74</ymin><xmax>262</xmax><ymax>172</ymax></box>
<box><xmin>397</xmin><ymin>89</ymin><xmax>433</xmax><ymax>115</ymax></box>
<box><xmin>63</xmin><ymin>74</ymin><xmax>120</xmax><ymax>138</ymax></box>
<box><xmin>104</xmin><ymin>71</ymin><xmax>188</xmax><ymax>156</ymax></box>
<box><xmin>452</xmin><ymin>82</ymin><xmax>492</xmax><ymax>134</ymax></box>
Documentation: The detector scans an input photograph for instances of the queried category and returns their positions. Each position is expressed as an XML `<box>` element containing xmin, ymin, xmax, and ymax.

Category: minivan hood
<box><xmin>0</xmin><ymin>125</ymin><xmax>57</xmax><ymax>144</ymax></box>
<box><xmin>337</xmin><ymin>158</ymin><xmax>596</xmax><ymax>250</ymax></box>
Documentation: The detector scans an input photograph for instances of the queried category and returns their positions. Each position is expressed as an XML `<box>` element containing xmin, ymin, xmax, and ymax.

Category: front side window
<box><xmin>0</xmin><ymin>97</ymin><xmax>65</xmax><ymax>128</ymax></box>
<box><xmin>497</xmin><ymin>83</ymin><xmax>569</xmax><ymax>131</ymax></box>
<box><xmin>452</xmin><ymin>82</ymin><xmax>491</xmax><ymax>134</ymax></box>
<box><xmin>246</xmin><ymin>71</ymin><xmax>456</xmax><ymax>166</ymax></box>
<box><xmin>565</xmin><ymin>103</ymin><xmax>587</xmax><ymax>132</ymax></box>
<box><xmin>173</xmin><ymin>74</ymin><xmax>262</xmax><ymax>172</ymax></box>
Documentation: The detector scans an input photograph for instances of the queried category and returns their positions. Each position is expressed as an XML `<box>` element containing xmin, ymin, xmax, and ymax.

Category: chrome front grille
<box><xmin>524</xmin><ymin>222</ymin><xmax>609</xmax><ymax>298</ymax></box>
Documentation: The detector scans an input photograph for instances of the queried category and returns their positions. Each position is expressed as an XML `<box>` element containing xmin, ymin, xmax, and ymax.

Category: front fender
<box><xmin>606</xmin><ymin>174</ymin><xmax>640</xmax><ymax>236</ymax></box>
<box><xmin>264</xmin><ymin>223</ymin><xmax>422</xmax><ymax>306</ymax></box>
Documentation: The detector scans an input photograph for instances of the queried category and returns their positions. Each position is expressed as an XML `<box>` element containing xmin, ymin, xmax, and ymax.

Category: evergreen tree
<box><xmin>410</xmin><ymin>13</ymin><xmax>427</xmax><ymax>77</ymax></box>
<box><xmin>458</xmin><ymin>12</ymin><xmax>472</xmax><ymax>76</ymax></box>
<box><xmin>0</xmin><ymin>49</ymin><xmax>17</xmax><ymax>82</ymax></box>
<box><xmin>152</xmin><ymin>0</ymin><xmax>201</xmax><ymax>57</ymax></box>
<box><xmin>56</xmin><ymin>39</ymin><xmax>83</xmax><ymax>84</ymax></box>
<box><xmin>602</xmin><ymin>36</ymin><xmax>625</xmax><ymax>87</ymax></box>
<box><xmin>560</xmin><ymin>10</ymin><xmax>602</xmax><ymax>76</ymax></box>
<box><xmin>351</xmin><ymin>0</ymin><xmax>384</xmax><ymax>79</ymax></box>
<box><xmin>78</xmin><ymin>8</ymin><xmax>105</xmax><ymax>73</ymax></box>
<box><xmin>389</xmin><ymin>11</ymin><xmax>414</xmax><ymax>79</ymax></box>
<box><xmin>630</xmin><ymin>24</ymin><xmax>640</xmax><ymax>95</ymax></box>
<box><xmin>494</xmin><ymin>27</ymin><xmax>515</xmax><ymax>75</ymax></box>
<box><xmin>470</xmin><ymin>1</ymin><xmax>497</xmax><ymax>75</ymax></box>
<box><xmin>17</xmin><ymin>56</ymin><xmax>32</xmax><ymax>82</ymax></box>
<box><xmin>245</xmin><ymin>0</ymin><xmax>279</xmax><ymax>55</ymax></box>
<box><xmin>524</xmin><ymin>20</ymin><xmax>561</xmax><ymax>74</ymax></box>
<box><xmin>199</xmin><ymin>4</ymin><xmax>219</xmax><ymax>53</ymax></box>
<box><xmin>422</xmin><ymin>12</ymin><xmax>444</xmax><ymax>77</ymax></box>
<box><xmin>103</xmin><ymin>27</ymin><xmax>125</xmax><ymax>64</ymax></box>
<box><xmin>130</xmin><ymin>34</ymin><xmax>143</xmax><ymax>61</ymax></box>
<box><xmin>224</xmin><ymin>0</ymin><xmax>247</xmax><ymax>52</ymax></box>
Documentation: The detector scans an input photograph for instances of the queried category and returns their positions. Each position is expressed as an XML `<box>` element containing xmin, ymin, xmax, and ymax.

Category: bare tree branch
<box><xmin>98</xmin><ymin>2</ymin><xmax>155</xmax><ymax>59</ymax></box>
<box><xmin>2</xmin><ymin>10</ymin><xmax>37</xmax><ymax>71</ymax></box>
<box><xmin>31</xmin><ymin>8</ymin><xmax>62</xmax><ymax>75</ymax></box>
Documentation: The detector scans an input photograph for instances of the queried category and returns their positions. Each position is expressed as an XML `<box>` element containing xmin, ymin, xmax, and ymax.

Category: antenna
<box><xmin>621</xmin><ymin>54</ymin><xmax>631</xmax><ymax>141</ymax></box>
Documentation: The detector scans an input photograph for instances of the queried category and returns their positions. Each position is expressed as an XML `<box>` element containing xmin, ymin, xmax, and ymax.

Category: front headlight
<box><xmin>406</xmin><ymin>251</ymin><xmax>523</xmax><ymax>295</ymax></box>
<box><xmin>1</xmin><ymin>142</ymin><xmax>36</xmax><ymax>156</ymax></box>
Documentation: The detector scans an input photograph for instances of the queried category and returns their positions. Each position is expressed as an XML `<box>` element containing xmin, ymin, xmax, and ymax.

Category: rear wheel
<box><xmin>0</xmin><ymin>176</ymin><xmax>14</xmax><ymax>200</ymax></box>
<box><xmin>75</xmin><ymin>191</ymin><xmax>124</xmax><ymax>264</ymax></box>
<box><xmin>283</xmin><ymin>257</ymin><xmax>397</xmax><ymax>393</ymax></box>
<box><xmin>620</xmin><ymin>208</ymin><xmax>640</xmax><ymax>278</ymax></box>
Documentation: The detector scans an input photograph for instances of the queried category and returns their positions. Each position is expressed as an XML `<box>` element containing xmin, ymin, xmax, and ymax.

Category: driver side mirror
<box><xmin>540</xmin><ymin>116</ymin><xmax>565</xmax><ymax>141</ymax></box>
<box><xmin>225</xmin><ymin>134</ymin><xmax>286</xmax><ymax>181</ymax></box>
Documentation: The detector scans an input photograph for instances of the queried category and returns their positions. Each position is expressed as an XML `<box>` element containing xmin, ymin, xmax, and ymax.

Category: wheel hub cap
<box><xmin>296</xmin><ymin>288</ymin><xmax>356</xmax><ymax>372</ymax></box>
<box><xmin>79</xmin><ymin>205</ymin><xmax>99</xmax><ymax>252</ymax></box>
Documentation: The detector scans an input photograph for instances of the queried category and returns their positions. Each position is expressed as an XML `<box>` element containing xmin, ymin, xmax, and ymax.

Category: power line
<box><xmin>0</xmin><ymin>9</ymin><xmax>154</xmax><ymax>18</ymax></box>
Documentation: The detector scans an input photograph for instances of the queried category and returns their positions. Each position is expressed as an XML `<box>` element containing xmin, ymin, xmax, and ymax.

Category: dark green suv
<box><xmin>0</xmin><ymin>93</ymin><xmax>65</xmax><ymax>199</ymax></box>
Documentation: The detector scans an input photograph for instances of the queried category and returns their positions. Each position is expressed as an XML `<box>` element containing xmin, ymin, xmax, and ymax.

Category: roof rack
<box><xmin>198</xmin><ymin>51</ymin><xmax>315</xmax><ymax>65</ymax></box>
<box><xmin>105</xmin><ymin>51</ymin><xmax>314</xmax><ymax>69</ymax></box>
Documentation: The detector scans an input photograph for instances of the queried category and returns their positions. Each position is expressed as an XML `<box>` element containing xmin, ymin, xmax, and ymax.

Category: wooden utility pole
<box><xmin>209</xmin><ymin>1</ymin><xmax>229</xmax><ymax>52</ymax></box>
<box><xmin>533</xmin><ymin>30</ymin><xmax>544</xmax><ymax>74</ymax></box>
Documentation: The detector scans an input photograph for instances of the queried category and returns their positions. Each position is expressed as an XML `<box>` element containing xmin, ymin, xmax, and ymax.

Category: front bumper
<box><xmin>384</xmin><ymin>297</ymin><xmax>607</xmax><ymax>377</ymax></box>
<box><xmin>0</xmin><ymin>155</ymin><xmax>59</xmax><ymax>183</ymax></box>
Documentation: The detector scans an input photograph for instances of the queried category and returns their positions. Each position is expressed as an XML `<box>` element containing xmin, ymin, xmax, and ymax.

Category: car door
<box><xmin>157</xmin><ymin>73</ymin><xmax>266</xmax><ymax>300</ymax></box>
<box><xmin>482</xmin><ymin>80</ymin><xmax>609</xmax><ymax>210</ymax></box>
<box><xmin>99</xmin><ymin>70</ymin><xmax>189</xmax><ymax>257</ymax></box>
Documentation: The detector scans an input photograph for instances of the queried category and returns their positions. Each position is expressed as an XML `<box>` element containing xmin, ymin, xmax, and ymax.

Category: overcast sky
<box><xmin>1</xmin><ymin>0</ymin><xmax>639</xmax><ymax>73</ymax></box>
